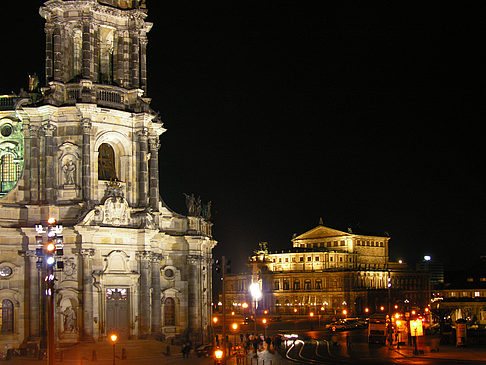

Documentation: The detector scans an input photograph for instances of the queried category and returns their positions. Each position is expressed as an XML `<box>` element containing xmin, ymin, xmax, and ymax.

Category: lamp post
<box><xmin>110</xmin><ymin>333</ymin><xmax>118</xmax><ymax>365</ymax></box>
<box><xmin>249</xmin><ymin>283</ymin><xmax>262</xmax><ymax>333</ymax></box>
<box><xmin>35</xmin><ymin>218</ymin><xmax>64</xmax><ymax>365</ymax></box>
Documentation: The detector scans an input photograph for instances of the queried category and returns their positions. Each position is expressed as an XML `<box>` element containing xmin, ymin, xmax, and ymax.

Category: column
<box><xmin>53</xmin><ymin>25</ymin><xmax>62</xmax><ymax>82</ymax></box>
<box><xmin>29</xmin><ymin>126</ymin><xmax>40</xmax><ymax>203</ymax></box>
<box><xmin>138</xmin><ymin>129</ymin><xmax>148</xmax><ymax>207</ymax></box>
<box><xmin>45</xmin><ymin>26</ymin><xmax>54</xmax><ymax>82</ymax></box>
<box><xmin>148</xmin><ymin>137</ymin><xmax>160</xmax><ymax>211</ymax></box>
<box><xmin>81</xmin><ymin>249</ymin><xmax>95</xmax><ymax>340</ymax></box>
<box><xmin>138</xmin><ymin>251</ymin><xmax>151</xmax><ymax>337</ymax></box>
<box><xmin>22</xmin><ymin>123</ymin><xmax>31</xmax><ymax>203</ymax></box>
<box><xmin>43</xmin><ymin>122</ymin><xmax>56</xmax><ymax>203</ymax></box>
<box><xmin>151</xmin><ymin>254</ymin><xmax>161</xmax><ymax>333</ymax></box>
<box><xmin>82</xmin><ymin>23</ymin><xmax>92</xmax><ymax>80</ymax></box>
<box><xmin>130</xmin><ymin>33</ymin><xmax>140</xmax><ymax>89</ymax></box>
<box><xmin>82</xmin><ymin>119</ymin><xmax>92</xmax><ymax>202</ymax></box>
<box><xmin>139</xmin><ymin>37</ymin><xmax>148</xmax><ymax>93</ymax></box>
<box><xmin>27</xmin><ymin>252</ymin><xmax>40</xmax><ymax>338</ymax></box>
<box><xmin>187</xmin><ymin>255</ymin><xmax>202</xmax><ymax>344</ymax></box>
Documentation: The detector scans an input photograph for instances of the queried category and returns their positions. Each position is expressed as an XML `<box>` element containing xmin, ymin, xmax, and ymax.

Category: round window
<box><xmin>164</xmin><ymin>268</ymin><xmax>174</xmax><ymax>278</ymax></box>
<box><xmin>0</xmin><ymin>266</ymin><xmax>13</xmax><ymax>278</ymax></box>
<box><xmin>1</xmin><ymin>124</ymin><xmax>13</xmax><ymax>137</ymax></box>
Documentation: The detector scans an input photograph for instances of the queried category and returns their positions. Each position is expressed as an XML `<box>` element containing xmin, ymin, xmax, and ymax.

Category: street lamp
<box><xmin>110</xmin><ymin>334</ymin><xmax>118</xmax><ymax>365</ymax></box>
<box><xmin>249</xmin><ymin>282</ymin><xmax>262</xmax><ymax>333</ymax></box>
<box><xmin>35</xmin><ymin>217</ymin><xmax>64</xmax><ymax>365</ymax></box>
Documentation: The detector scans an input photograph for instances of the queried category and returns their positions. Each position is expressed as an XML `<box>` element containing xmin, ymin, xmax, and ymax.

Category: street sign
<box><xmin>410</xmin><ymin>320</ymin><xmax>423</xmax><ymax>336</ymax></box>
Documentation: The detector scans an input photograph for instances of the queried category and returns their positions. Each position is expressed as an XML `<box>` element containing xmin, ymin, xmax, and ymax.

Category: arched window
<box><xmin>164</xmin><ymin>298</ymin><xmax>175</xmax><ymax>326</ymax></box>
<box><xmin>1</xmin><ymin>154</ymin><xmax>17</xmax><ymax>182</ymax></box>
<box><xmin>98</xmin><ymin>143</ymin><xmax>117</xmax><ymax>181</ymax></box>
<box><xmin>0</xmin><ymin>299</ymin><xmax>13</xmax><ymax>333</ymax></box>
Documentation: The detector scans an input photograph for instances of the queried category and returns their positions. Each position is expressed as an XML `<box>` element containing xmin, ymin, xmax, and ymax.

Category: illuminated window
<box><xmin>293</xmin><ymin>281</ymin><xmax>300</xmax><ymax>290</ymax></box>
<box><xmin>98</xmin><ymin>143</ymin><xmax>117</xmax><ymax>181</ymax></box>
<box><xmin>474</xmin><ymin>292</ymin><xmax>480</xmax><ymax>297</ymax></box>
<box><xmin>304</xmin><ymin>280</ymin><xmax>311</xmax><ymax>290</ymax></box>
<box><xmin>283</xmin><ymin>281</ymin><xmax>289</xmax><ymax>290</ymax></box>
<box><xmin>0</xmin><ymin>299</ymin><xmax>13</xmax><ymax>333</ymax></box>
<box><xmin>274</xmin><ymin>281</ymin><xmax>280</xmax><ymax>290</ymax></box>
<box><xmin>285</xmin><ymin>257</ymin><xmax>289</xmax><ymax>263</ymax></box>
<box><xmin>315</xmin><ymin>280</ymin><xmax>322</xmax><ymax>289</ymax></box>
<box><xmin>164</xmin><ymin>297</ymin><xmax>175</xmax><ymax>326</ymax></box>
<box><xmin>1</xmin><ymin>154</ymin><xmax>17</xmax><ymax>182</ymax></box>
<box><xmin>340</xmin><ymin>240</ymin><xmax>345</xmax><ymax>246</ymax></box>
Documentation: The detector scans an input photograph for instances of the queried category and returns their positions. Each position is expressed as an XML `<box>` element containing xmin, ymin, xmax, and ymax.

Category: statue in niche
<box><xmin>62</xmin><ymin>158</ymin><xmax>76</xmax><ymax>186</ymax></box>
<box><xmin>61</xmin><ymin>306</ymin><xmax>77</xmax><ymax>333</ymax></box>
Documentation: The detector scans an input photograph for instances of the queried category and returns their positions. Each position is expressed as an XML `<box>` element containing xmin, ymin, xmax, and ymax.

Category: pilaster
<box><xmin>80</xmin><ymin>248</ymin><xmax>95</xmax><ymax>341</ymax></box>
<box><xmin>148</xmin><ymin>137</ymin><xmax>160</xmax><ymax>211</ymax></box>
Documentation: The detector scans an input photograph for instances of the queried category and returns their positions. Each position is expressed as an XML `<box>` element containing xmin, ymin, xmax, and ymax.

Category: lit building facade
<box><xmin>0</xmin><ymin>0</ymin><xmax>215</xmax><ymax>348</ymax></box>
<box><xmin>431</xmin><ymin>259</ymin><xmax>486</xmax><ymax>325</ymax></box>
<box><xmin>224</xmin><ymin>224</ymin><xmax>429</xmax><ymax>317</ymax></box>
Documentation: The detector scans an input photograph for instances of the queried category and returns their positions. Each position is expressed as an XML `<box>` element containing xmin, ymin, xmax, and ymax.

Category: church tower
<box><xmin>0</xmin><ymin>0</ymin><xmax>215</xmax><ymax>346</ymax></box>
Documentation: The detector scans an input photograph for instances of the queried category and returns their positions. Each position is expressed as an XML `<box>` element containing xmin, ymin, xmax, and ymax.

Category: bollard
<box><xmin>92</xmin><ymin>350</ymin><xmax>97</xmax><ymax>361</ymax></box>
<box><xmin>121</xmin><ymin>348</ymin><xmax>127</xmax><ymax>360</ymax></box>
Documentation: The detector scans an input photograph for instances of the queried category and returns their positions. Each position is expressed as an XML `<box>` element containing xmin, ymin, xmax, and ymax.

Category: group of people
<box><xmin>243</xmin><ymin>334</ymin><xmax>287</xmax><ymax>364</ymax></box>
<box><xmin>181</xmin><ymin>341</ymin><xmax>192</xmax><ymax>358</ymax></box>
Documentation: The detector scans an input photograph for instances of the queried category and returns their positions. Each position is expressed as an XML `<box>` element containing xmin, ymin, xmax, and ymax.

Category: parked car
<box><xmin>196</xmin><ymin>344</ymin><xmax>214</xmax><ymax>357</ymax></box>
<box><xmin>243</xmin><ymin>317</ymin><xmax>255</xmax><ymax>324</ymax></box>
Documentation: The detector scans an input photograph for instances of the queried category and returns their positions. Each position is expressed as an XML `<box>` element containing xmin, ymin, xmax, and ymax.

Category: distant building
<box><xmin>431</xmin><ymin>257</ymin><xmax>486</xmax><ymax>325</ymax></box>
<box><xmin>416</xmin><ymin>256</ymin><xmax>444</xmax><ymax>288</ymax></box>
<box><xmin>223</xmin><ymin>223</ymin><xmax>429</xmax><ymax>317</ymax></box>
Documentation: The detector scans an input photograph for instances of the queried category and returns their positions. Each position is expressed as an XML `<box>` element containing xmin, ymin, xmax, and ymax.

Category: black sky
<box><xmin>1</xmin><ymin>1</ymin><xmax>485</xmax><ymax>272</ymax></box>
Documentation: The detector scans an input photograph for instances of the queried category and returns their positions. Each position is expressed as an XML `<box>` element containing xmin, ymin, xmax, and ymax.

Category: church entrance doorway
<box><xmin>105</xmin><ymin>288</ymin><xmax>130</xmax><ymax>338</ymax></box>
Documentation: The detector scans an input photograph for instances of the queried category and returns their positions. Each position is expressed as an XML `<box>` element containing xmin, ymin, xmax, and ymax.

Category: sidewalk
<box><xmin>4</xmin><ymin>339</ymin><xmax>215</xmax><ymax>365</ymax></box>
<box><xmin>391</xmin><ymin>343</ymin><xmax>486</xmax><ymax>362</ymax></box>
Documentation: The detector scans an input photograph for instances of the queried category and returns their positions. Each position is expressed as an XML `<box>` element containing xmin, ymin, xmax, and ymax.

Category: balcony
<box><xmin>45</xmin><ymin>80</ymin><xmax>152</xmax><ymax>113</ymax></box>
<box><xmin>0</xmin><ymin>96</ymin><xmax>18</xmax><ymax>111</ymax></box>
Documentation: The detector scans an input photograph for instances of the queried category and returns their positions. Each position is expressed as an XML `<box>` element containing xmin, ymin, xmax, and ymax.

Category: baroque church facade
<box><xmin>0</xmin><ymin>0</ymin><xmax>215</xmax><ymax>347</ymax></box>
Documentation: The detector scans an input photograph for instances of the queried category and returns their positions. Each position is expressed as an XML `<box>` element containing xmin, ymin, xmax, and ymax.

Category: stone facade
<box><xmin>224</xmin><ymin>225</ymin><xmax>429</xmax><ymax>317</ymax></box>
<box><xmin>0</xmin><ymin>0</ymin><xmax>216</xmax><ymax>348</ymax></box>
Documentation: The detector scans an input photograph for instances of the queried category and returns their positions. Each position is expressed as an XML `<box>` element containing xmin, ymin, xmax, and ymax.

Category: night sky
<box><xmin>1</xmin><ymin>1</ymin><xmax>485</xmax><ymax>273</ymax></box>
